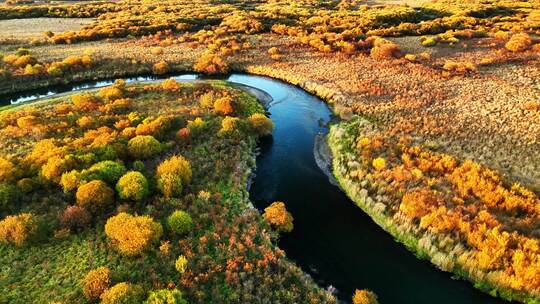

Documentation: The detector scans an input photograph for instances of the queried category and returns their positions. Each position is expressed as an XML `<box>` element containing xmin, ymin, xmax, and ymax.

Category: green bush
<box><xmin>0</xmin><ymin>183</ymin><xmax>20</xmax><ymax>216</ymax></box>
<box><xmin>144</xmin><ymin>289</ymin><xmax>188</xmax><ymax>304</ymax></box>
<box><xmin>116</xmin><ymin>171</ymin><xmax>150</xmax><ymax>201</ymax></box>
<box><xmin>167</xmin><ymin>210</ymin><xmax>193</xmax><ymax>235</ymax></box>
<box><xmin>100</xmin><ymin>282</ymin><xmax>144</xmax><ymax>304</ymax></box>
<box><xmin>128</xmin><ymin>136</ymin><xmax>162</xmax><ymax>159</ymax></box>
<box><xmin>81</xmin><ymin>160</ymin><xmax>127</xmax><ymax>184</ymax></box>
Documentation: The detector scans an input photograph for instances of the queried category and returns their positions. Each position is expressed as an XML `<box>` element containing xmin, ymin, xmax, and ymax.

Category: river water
<box><xmin>2</xmin><ymin>73</ymin><xmax>509</xmax><ymax>304</ymax></box>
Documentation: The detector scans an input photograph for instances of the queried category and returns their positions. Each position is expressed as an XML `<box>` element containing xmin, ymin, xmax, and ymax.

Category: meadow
<box><xmin>0</xmin><ymin>0</ymin><xmax>539</xmax><ymax>303</ymax></box>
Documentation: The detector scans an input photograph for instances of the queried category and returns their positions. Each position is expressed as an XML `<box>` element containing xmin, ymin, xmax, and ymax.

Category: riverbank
<box><xmin>327</xmin><ymin>117</ymin><xmax>540</xmax><ymax>304</ymax></box>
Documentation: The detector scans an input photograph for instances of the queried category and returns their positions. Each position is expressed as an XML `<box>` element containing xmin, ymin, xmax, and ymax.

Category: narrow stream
<box><xmin>2</xmin><ymin>73</ymin><xmax>508</xmax><ymax>304</ymax></box>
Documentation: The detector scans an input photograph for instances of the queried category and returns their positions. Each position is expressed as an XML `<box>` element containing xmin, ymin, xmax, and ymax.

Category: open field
<box><xmin>0</xmin><ymin>0</ymin><xmax>539</xmax><ymax>303</ymax></box>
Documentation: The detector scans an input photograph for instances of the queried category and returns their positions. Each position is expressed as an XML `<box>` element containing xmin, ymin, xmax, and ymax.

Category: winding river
<box><xmin>2</xmin><ymin>73</ymin><xmax>509</xmax><ymax>304</ymax></box>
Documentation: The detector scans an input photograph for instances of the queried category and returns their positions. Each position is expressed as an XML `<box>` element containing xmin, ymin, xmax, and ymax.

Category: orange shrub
<box><xmin>175</xmin><ymin>127</ymin><xmax>190</xmax><ymax>142</ymax></box>
<box><xmin>193</xmin><ymin>52</ymin><xmax>230</xmax><ymax>74</ymax></box>
<box><xmin>98</xmin><ymin>86</ymin><xmax>124</xmax><ymax>101</ymax></box>
<box><xmin>399</xmin><ymin>188</ymin><xmax>437</xmax><ymax>219</ymax></box>
<box><xmin>135</xmin><ymin>116</ymin><xmax>170</xmax><ymax>137</ymax></box>
<box><xmin>161</xmin><ymin>78</ymin><xmax>181</xmax><ymax>91</ymax></box>
<box><xmin>13</xmin><ymin>55</ymin><xmax>37</xmax><ymax>68</ymax></box>
<box><xmin>41</xmin><ymin>157</ymin><xmax>72</xmax><ymax>183</ymax></box>
<box><xmin>0</xmin><ymin>213</ymin><xmax>37</xmax><ymax>246</ymax></box>
<box><xmin>76</xmin><ymin>180</ymin><xmax>115</xmax><ymax>214</ymax></box>
<box><xmin>352</xmin><ymin>289</ymin><xmax>379</xmax><ymax>304</ymax></box>
<box><xmin>263</xmin><ymin>201</ymin><xmax>294</xmax><ymax>233</ymax></box>
<box><xmin>26</xmin><ymin>139</ymin><xmax>66</xmax><ymax>167</ymax></box>
<box><xmin>505</xmin><ymin>33</ymin><xmax>532</xmax><ymax>52</ymax></box>
<box><xmin>104</xmin><ymin>212</ymin><xmax>163</xmax><ymax>256</ymax></box>
<box><xmin>0</xmin><ymin>157</ymin><xmax>17</xmax><ymax>183</ymax></box>
<box><xmin>156</xmin><ymin>155</ymin><xmax>192</xmax><ymax>198</ymax></box>
<box><xmin>213</xmin><ymin>96</ymin><xmax>234</xmax><ymax>115</ymax></box>
<box><xmin>82</xmin><ymin>266</ymin><xmax>110</xmax><ymax>301</ymax></box>
<box><xmin>153</xmin><ymin>61</ymin><xmax>169</xmax><ymax>75</ymax></box>
<box><xmin>370</xmin><ymin>41</ymin><xmax>401</xmax><ymax>59</ymax></box>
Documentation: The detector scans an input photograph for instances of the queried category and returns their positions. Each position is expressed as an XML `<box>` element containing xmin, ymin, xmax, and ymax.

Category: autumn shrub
<box><xmin>370</xmin><ymin>40</ymin><xmax>401</xmax><ymax>59</ymax></box>
<box><xmin>156</xmin><ymin>155</ymin><xmax>192</xmax><ymax>198</ymax></box>
<box><xmin>76</xmin><ymin>180</ymin><xmax>115</xmax><ymax>214</ymax></box>
<box><xmin>59</xmin><ymin>205</ymin><xmax>91</xmax><ymax>231</ymax></box>
<box><xmin>175</xmin><ymin>255</ymin><xmax>188</xmax><ymax>274</ymax></box>
<box><xmin>167</xmin><ymin>210</ymin><xmax>193</xmax><ymax>235</ymax></box>
<box><xmin>213</xmin><ymin>96</ymin><xmax>234</xmax><ymax>115</ymax></box>
<box><xmin>175</xmin><ymin>128</ymin><xmax>190</xmax><ymax>142</ymax></box>
<box><xmin>352</xmin><ymin>289</ymin><xmax>379</xmax><ymax>304</ymax></box>
<box><xmin>116</xmin><ymin>171</ymin><xmax>149</xmax><ymax>201</ymax></box>
<box><xmin>220</xmin><ymin>116</ymin><xmax>240</xmax><ymax>134</ymax></box>
<box><xmin>72</xmin><ymin>93</ymin><xmax>101</xmax><ymax>111</ymax></box>
<box><xmin>248</xmin><ymin>113</ymin><xmax>273</xmax><ymax>136</ymax></box>
<box><xmin>98</xmin><ymin>86</ymin><xmax>124</xmax><ymax>101</ymax></box>
<box><xmin>199</xmin><ymin>91</ymin><xmax>216</xmax><ymax>109</ymax></box>
<box><xmin>41</xmin><ymin>156</ymin><xmax>72</xmax><ymax>183</ymax></box>
<box><xmin>13</xmin><ymin>55</ymin><xmax>37</xmax><ymax>68</ymax></box>
<box><xmin>135</xmin><ymin>116</ymin><xmax>170</xmax><ymax>137</ymax></box>
<box><xmin>263</xmin><ymin>201</ymin><xmax>294</xmax><ymax>233</ymax></box>
<box><xmin>145</xmin><ymin>289</ymin><xmax>187</xmax><ymax>304</ymax></box>
<box><xmin>80</xmin><ymin>160</ymin><xmax>127</xmax><ymax>184</ymax></box>
<box><xmin>443</xmin><ymin>60</ymin><xmax>477</xmax><ymax>73</ymax></box>
<box><xmin>372</xmin><ymin>157</ymin><xmax>386</xmax><ymax>171</ymax></box>
<box><xmin>0</xmin><ymin>213</ymin><xmax>37</xmax><ymax>246</ymax></box>
<box><xmin>100</xmin><ymin>282</ymin><xmax>144</xmax><ymax>304</ymax></box>
<box><xmin>153</xmin><ymin>61</ymin><xmax>169</xmax><ymax>75</ymax></box>
<box><xmin>82</xmin><ymin>266</ymin><xmax>110</xmax><ymax>301</ymax></box>
<box><xmin>16</xmin><ymin>178</ymin><xmax>34</xmax><ymax>194</ymax></box>
<box><xmin>161</xmin><ymin>78</ymin><xmax>181</xmax><ymax>91</ymax></box>
<box><xmin>399</xmin><ymin>188</ymin><xmax>436</xmax><ymax>219</ymax></box>
<box><xmin>60</xmin><ymin>170</ymin><xmax>82</xmax><ymax>192</ymax></box>
<box><xmin>505</xmin><ymin>33</ymin><xmax>532</xmax><ymax>52</ymax></box>
<box><xmin>0</xmin><ymin>157</ymin><xmax>16</xmax><ymax>183</ymax></box>
<box><xmin>127</xmin><ymin>135</ymin><xmax>162</xmax><ymax>159</ymax></box>
<box><xmin>193</xmin><ymin>52</ymin><xmax>230</xmax><ymax>74</ymax></box>
<box><xmin>104</xmin><ymin>212</ymin><xmax>163</xmax><ymax>256</ymax></box>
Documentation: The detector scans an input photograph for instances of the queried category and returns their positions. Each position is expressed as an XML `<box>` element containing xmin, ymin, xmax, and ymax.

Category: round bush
<box><xmin>167</xmin><ymin>210</ymin><xmax>193</xmax><ymax>235</ymax></box>
<box><xmin>128</xmin><ymin>135</ymin><xmax>162</xmax><ymax>159</ymax></box>
<box><xmin>0</xmin><ymin>213</ymin><xmax>37</xmax><ymax>246</ymax></box>
<box><xmin>248</xmin><ymin>113</ymin><xmax>273</xmax><ymax>136</ymax></box>
<box><xmin>116</xmin><ymin>171</ymin><xmax>150</xmax><ymax>201</ymax></box>
<box><xmin>81</xmin><ymin>160</ymin><xmax>127</xmax><ymax>184</ymax></box>
<box><xmin>100</xmin><ymin>282</ymin><xmax>143</xmax><ymax>304</ymax></box>
<box><xmin>145</xmin><ymin>289</ymin><xmax>188</xmax><ymax>304</ymax></box>
<box><xmin>156</xmin><ymin>155</ymin><xmax>192</xmax><ymax>198</ymax></box>
<box><xmin>59</xmin><ymin>205</ymin><xmax>91</xmax><ymax>231</ymax></box>
<box><xmin>82</xmin><ymin>266</ymin><xmax>110</xmax><ymax>301</ymax></box>
<box><xmin>263</xmin><ymin>201</ymin><xmax>294</xmax><ymax>233</ymax></box>
<box><xmin>104</xmin><ymin>212</ymin><xmax>163</xmax><ymax>256</ymax></box>
<box><xmin>76</xmin><ymin>180</ymin><xmax>115</xmax><ymax>214</ymax></box>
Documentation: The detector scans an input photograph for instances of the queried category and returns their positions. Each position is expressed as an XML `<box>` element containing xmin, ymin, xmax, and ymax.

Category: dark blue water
<box><xmin>2</xmin><ymin>73</ymin><xmax>508</xmax><ymax>304</ymax></box>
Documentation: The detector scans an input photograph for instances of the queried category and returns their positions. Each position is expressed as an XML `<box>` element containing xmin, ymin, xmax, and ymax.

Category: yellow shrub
<box><xmin>0</xmin><ymin>213</ymin><xmax>37</xmax><ymax>246</ymax></box>
<box><xmin>26</xmin><ymin>139</ymin><xmax>66</xmax><ymax>167</ymax></box>
<box><xmin>193</xmin><ymin>52</ymin><xmax>229</xmax><ymax>74</ymax></box>
<box><xmin>156</xmin><ymin>155</ymin><xmax>192</xmax><ymax>198</ymax></box>
<box><xmin>372</xmin><ymin>157</ymin><xmax>386</xmax><ymax>171</ymax></box>
<box><xmin>127</xmin><ymin>135</ymin><xmax>162</xmax><ymax>159</ymax></box>
<box><xmin>77</xmin><ymin>116</ymin><xmax>94</xmax><ymax>129</ymax></box>
<box><xmin>248</xmin><ymin>113</ymin><xmax>273</xmax><ymax>136</ymax></box>
<box><xmin>72</xmin><ymin>93</ymin><xmax>101</xmax><ymax>111</ymax></box>
<box><xmin>220</xmin><ymin>116</ymin><xmax>240</xmax><ymax>133</ymax></box>
<box><xmin>263</xmin><ymin>201</ymin><xmax>294</xmax><ymax>233</ymax></box>
<box><xmin>161</xmin><ymin>78</ymin><xmax>181</xmax><ymax>91</ymax></box>
<box><xmin>76</xmin><ymin>180</ymin><xmax>115</xmax><ymax>214</ymax></box>
<box><xmin>175</xmin><ymin>255</ymin><xmax>188</xmax><ymax>274</ymax></box>
<box><xmin>0</xmin><ymin>157</ymin><xmax>16</xmax><ymax>183</ymax></box>
<box><xmin>98</xmin><ymin>86</ymin><xmax>124</xmax><ymax>101</ymax></box>
<box><xmin>100</xmin><ymin>282</ymin><xmax>143</xmax><ymax>304</ymax></box>
<box><xmin>104</xmin><ymin>213</ymin><xmax>163</xmax><ymax>256</ymax></box>
<box><xmin>82</xmin><ymin>266</ymin><xmax>110</xmax><ymax>301</ymax></box>
<box><xmin>41</xmin><ymin>157</ymin><xmax>71</xmax><ymax>183</ymax></box>
<box><xmin>352</xmin><ymin>289</ymin><xmax>379</xmax><ymax>304</ymax></box>
<box><xmin>505</xmin><ymin>33</ymin><xmax>532</xmax><ymax>52</ymax></box>
<box><xmin>115</xmin><ymin>171</ymin><xmax>149</xmax><ymax>201</ymax></box>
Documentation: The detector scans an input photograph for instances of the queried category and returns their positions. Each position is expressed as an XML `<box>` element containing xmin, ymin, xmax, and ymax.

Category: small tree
<box><xmin>263</xmin><ymin>201</ymin><xmax>294</xmax><ymax>233</ymax></box>
<box><xmin>82</xmin><ymin>266</ymin><xmax>110</xmax><ymax>301</ymax></box>
<box><xmin>104</xmin><ymin>213</ymin><xmax>163</xmax><ymax>256</ymax></box>
<box><xmin>116</xmin><ymin>171</ymin><xmax>150</xmax><ymax>201</ymax></box>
